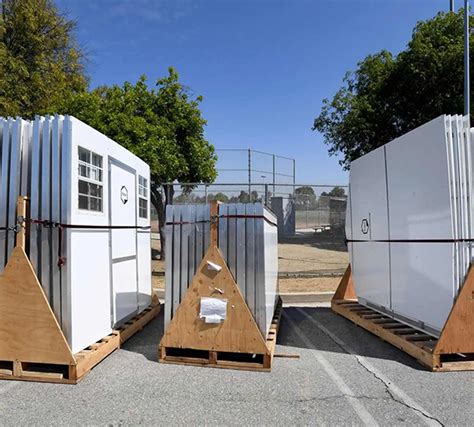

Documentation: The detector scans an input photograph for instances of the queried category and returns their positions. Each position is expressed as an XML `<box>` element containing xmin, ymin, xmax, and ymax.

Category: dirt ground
<box><xmin>151</xmin><ymin>231</ymin><xmax>347</xmax><ymax>293</ymax></box>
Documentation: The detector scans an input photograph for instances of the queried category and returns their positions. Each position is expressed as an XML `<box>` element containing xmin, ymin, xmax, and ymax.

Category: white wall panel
<box><xmin>390</xmin><ymin>243</ymin><xmax>455</xmax><ymax>333</ymax></box>
<box><xmin>350</xmin><ymin>145</ymin><xmax>389</xmax><ymax>241</ymax></box>
<box><xmin>386</xmin><ymin>116</ymin><xmax>453</xmax><ymax>240</ymax></box>
<box><xmin>352</xmin><ymin>242</ymin><xmax>391</xmax><ymax>309</ymax></box>
<box><xmin>69</xmin><ymin>232</ymin><xmax>111</xmax><ymax>353</ymax></box>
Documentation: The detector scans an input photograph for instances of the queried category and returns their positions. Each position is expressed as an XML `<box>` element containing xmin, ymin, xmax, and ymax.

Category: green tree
<box><xmin>208</xmin><ymin>192</ymin><xmax>229</xmax><ymax>203</ymax></box>
<box><xmin>328</xmin><ymin>186</ymin><xmax>345</xmax><ymax>197</ymax></box>
<box><xmin>66</xmin><ymin>68</ymin><xmax>217</xmax><ymax>256</ymax></box>
<box><xmin>294</xmin><ymin>186</ymin><xmax>316</xmax><ymax>209</ymax></box>
<box><xmin>0</xmin><ymin>0</ymin><xmax>87</xmax><ymax>117</ymax></box>
<box><xmin>313</xmin><ymin>10</ymin><xmax>473</xmax><ymax>169</ymax></box>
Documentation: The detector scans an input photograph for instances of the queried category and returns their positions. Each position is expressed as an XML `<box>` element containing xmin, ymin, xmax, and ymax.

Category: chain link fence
<box><xmin>156</xmin><ymin>182</ymin><xmax>347</xmax><ymax>234</ymax></box>
<box><xmin>151</xmin><ymin>182</ymin><xmax>349</xmax><ymax>295</ymax></box>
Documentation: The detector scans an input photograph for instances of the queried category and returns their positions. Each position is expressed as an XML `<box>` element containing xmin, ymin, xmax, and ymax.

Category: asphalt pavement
<box><xmin>0</xmin><ymin>303</ymin><xmax>473</xmax><ymax>426</ymax></box>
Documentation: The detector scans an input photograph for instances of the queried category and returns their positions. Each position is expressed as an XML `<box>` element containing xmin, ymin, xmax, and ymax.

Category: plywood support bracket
<box><xmin>0</xmin><ymin>196</ymin><xmax>161</xmax><ymax>384</ymax></box>
<box><xmin>159</xmin><ymin>201</ymin><xmax>280</xmax><ymax>371</ymax></box>
<box><xmin>434</xmin><ymin>265</ymin><xmax>474</xmax><ymax>355</ymax></box>
<box><xmin>0</xmin><ymin>197</ymin><xmax>75</xmax><ymax>367</ymax></box>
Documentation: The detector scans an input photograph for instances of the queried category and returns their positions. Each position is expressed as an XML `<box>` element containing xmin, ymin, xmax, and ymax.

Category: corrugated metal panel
<box><xmin>51</xmin><ymin>115</ymin><xmax>62</xmax><ymax>323</ymax></box>
<box><xmin>164</xmin><ymin>202</ymin><xmax>279</xmax><ymax>338</ymax></box>
<box><xmin>0</xmin><ymin>118</ymin><xmax>10</xmax><ymax>272</ymax></box>
<box><xmin>29</xmin><ymin>117</ymin><xmax>44</xmax><ymax>278</ymax></box>
<box><xmin>6</xmin><ymin>119</ymin><xmax>23</xmax><ymax>261</ymax></box>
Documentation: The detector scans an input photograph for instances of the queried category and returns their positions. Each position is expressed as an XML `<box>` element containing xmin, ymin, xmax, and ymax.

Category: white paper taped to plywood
<box><xmin>206</xmin><ymin>260</ymin><xmax>222</xmax><ymax>272</ymax></box>
<box><xmin>199</xmin><ymin>297</ymin><xmax>227</xmax><ymax>323</ymax></box>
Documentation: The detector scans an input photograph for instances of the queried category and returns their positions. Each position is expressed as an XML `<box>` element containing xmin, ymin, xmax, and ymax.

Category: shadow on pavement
<box><xmin>122</xmin><ymin>304</ymin><xmax>424</xmax><ymax>371</ymax></box>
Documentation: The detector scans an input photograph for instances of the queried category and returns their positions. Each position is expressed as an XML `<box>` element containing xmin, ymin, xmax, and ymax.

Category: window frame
<box><xmin>138</xmin><ymin>175</ymin><xmax>148</xmax><ymax>219</ymax></box>
<box><xmin>78</xmin><ymin>147</ymin><xmax>104</xmax><ymax>213</ymax></box>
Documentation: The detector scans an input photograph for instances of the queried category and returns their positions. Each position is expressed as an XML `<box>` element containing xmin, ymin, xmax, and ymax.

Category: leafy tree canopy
<box><xmin>0</xmin><ymin>0</ymin><xmax>87</xmax><ymax>117</ymax></box>
<box><xmin>295</xmin><ymin>186</ymin><xmax>316</xmax><ymax>197</ymax></box>
<box><xmin>313</xmin><ymin>10</ymin><xmax>472</xmax><ymax>169</ymax></box>
<box><xmin>65</xmin><ymin>68</ymin><xmax>217</xmax><ymax>207</ymax></box>
<box><xmin>327</xmin><ymin>186</ymin><xmax>345</xmax><ymax>197</ymax></box>
<box><xmin>65</xmin><ymin>68</ymin><xmax>217</xmax><ymax>254</ymax></box>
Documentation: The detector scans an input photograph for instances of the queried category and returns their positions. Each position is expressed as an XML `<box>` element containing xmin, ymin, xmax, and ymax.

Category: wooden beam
<box><xmin>159</xmin><ymin>245</ymin><xmax>270</xmax><ymax>357</ymax></box>
<box><xmin>435</xmin><ymin>265</ymin><xmax>474</xmax><ymax>355</ymax></box>
<box><xmin>0</xmin><ymin>247</ymin><xmax>75</xmax><ymax>366</ymax></box>
<box><xmin>332</xmin><ymin>265</ymin><xmax>356</xmax><ymax>301</ymax></box>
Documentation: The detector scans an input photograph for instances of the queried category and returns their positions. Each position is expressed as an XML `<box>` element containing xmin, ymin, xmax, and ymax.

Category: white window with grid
<box><xmin>138</xmin><ymin>175</ymin><xmax>148</xmax><ymax>219</ymax></box>
<box><xmin>78</xmin><ymin>147</ymin><xmax>103</xmax><ymax>212</ymax></box>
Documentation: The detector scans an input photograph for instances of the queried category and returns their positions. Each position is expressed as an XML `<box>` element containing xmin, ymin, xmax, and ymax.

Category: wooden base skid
<box><xmin>332</xmin><ymin>300</ymin><xmax>474</xmax><ymax>372</ymax></box>
<box><xmin>0</xmin><ymin>303</ymin><xmax>161</xmax><ymax>384</ymax></box>
<box><xmin>159</xmin><ymin>298</ymin><xmax>282</xmax><ymax>372</ymax></box>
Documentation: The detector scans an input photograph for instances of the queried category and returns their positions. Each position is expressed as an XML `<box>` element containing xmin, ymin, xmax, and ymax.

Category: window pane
<box><xmin>91</xmin><ymin>167</ymin><xmax>102</xmax><ymax>183</ymax></box>
<box><xmin>139</xmin><ymin>198</ymin><xmax>148</xmax><ymax>218</ymax></box>
<box><xmin>90</xmin><ymin>197</ymin><xmax>102</xmax><ymax>212</ymax></box>
<box><xmin>78</xmin><ymin>147</ymin><xmax>90</xmax><ymax>163</ymax></box>
<box><xmin>79</xmin><ymin>164</ymin><xmax>89</xmax><ymax>178</ymax></box>
<box><xmin>92</xmin><ymin>153</ymin><xmax>102</xmax><ymax>168</ymax></box>
<box><xmin>78</xmin><ymin>195</ymin><xmax>89</xmax><ymax>209</ymax></box>
<box><xmin>89</xmin><ymin>183</ymin><xmax>102</xmax><ymax>197</ymax></box>
<box><xmin>78</xmin><ymin>180</ymin><xmax>89</xmax><ymax>194</ymax></box>
<box><xmin>78</xmin><ymin>179</ymin><xmax>103</xmax><ymax>212</ymax></box>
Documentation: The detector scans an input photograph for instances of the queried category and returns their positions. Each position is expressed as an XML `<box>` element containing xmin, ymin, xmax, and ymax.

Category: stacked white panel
<box><xmin>0</xmin><ymin>118</ymin><xmax>31</xmax><ymax>273</ymax></box>
<box><xmin>348</xmin><ymin>115</ymin><xmax>472</xmax><ymax>336</ymax></box>
<box><xmin>349</xmin><ymin>146</ymin><xmax>391</xmax><ymax>309</ymax></box>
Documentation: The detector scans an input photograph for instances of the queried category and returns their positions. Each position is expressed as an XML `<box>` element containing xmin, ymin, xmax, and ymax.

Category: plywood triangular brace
<box><xmin>435</xmin><ymin>265</ymin><xmax>474</xmax><ymax>355</ymax></box>
<box><xmin>332</xmin><ymin>265</ymin><xmax>357</xmax><ymax>301</ymax></box>
<box><xmin>0</xmin><ymin>247</ymin><xmax>75</xmax><ymax>365</ymax></box>
<box><xmin>160</xmin><ymin>245</ymin><xmax>270</xmax><ymax>356</ymax></box>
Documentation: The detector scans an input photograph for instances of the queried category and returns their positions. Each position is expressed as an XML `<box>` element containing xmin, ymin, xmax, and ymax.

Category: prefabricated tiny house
<box><xmin>1</xmin><ymin>115</ymin><xmax>152</xmax><ymax>353</ymax></box>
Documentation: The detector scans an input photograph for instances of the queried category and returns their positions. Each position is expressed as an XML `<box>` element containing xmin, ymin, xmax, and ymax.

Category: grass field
<box><xmin>151</xmin><ymin>230</ymin><xmax>348</xmax><ymax>293</ymax></box>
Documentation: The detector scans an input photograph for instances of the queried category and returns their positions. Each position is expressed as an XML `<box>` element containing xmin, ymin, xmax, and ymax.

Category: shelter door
<box><xmin>109</xmin><ymin>160</ymin><xmax>138</xmax><ymax>325</ymax></box>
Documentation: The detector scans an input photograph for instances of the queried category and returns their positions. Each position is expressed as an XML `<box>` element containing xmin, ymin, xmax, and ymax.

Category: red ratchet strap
<box><xmin>220</xmin><ymin>214</ymin><xmax>278</xmax><ymax>228</ymax></box>
<box><xmin>165</xmin><ymin>219</ymin><xmax>210</xmax><ymax>226</ymax></box>
<box><xmin>29</xmin><ymin>219</ymin><xmax>150</xmax><ymax>230</ymax></box>
<box><xmin>346</xmin><ymin>238</ymin><xmax>474</xmax><ymax>244</ymax></box>
<box><xmin>166</xmin><ymin>214</ymin><xmax>278</xmax><ymax>228</ymax></box>
<box><xmin>29</xmin><ymin>219</ymin><xmax>151</xmax><ymax>268</ymax></box>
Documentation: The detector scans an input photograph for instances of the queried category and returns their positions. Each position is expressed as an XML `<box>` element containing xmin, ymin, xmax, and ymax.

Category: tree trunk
<box><xmin>151</xmin><ymin>184</ymin><xmax>174</xmax><ymax>260</ymax></box>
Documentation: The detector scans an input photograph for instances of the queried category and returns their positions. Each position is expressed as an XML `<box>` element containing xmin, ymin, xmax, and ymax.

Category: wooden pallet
<box><xmin>332</xmin><ymin>265</ymin><xmax>474</xmax><ymax>372</ymax></box>
<box><xmin>0</xmin><ymin>196</ymin><xmax>161</xmax><ymax>384</ymax></box>
<box><xmin>0</xmin><ymin>302</ymin><xmax>161</xmax><ymax>384</ymax></box>
<box><xmin>160</xmin><ymin>298</ymin><xmax>282</xmax><ymax>372</ymax></box>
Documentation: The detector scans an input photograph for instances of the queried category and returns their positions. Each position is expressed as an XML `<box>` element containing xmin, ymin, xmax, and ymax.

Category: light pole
<box><xmin>464</xmin><ymin>0</ymin><xmax>470</xmax><ymax>116</ymax></box>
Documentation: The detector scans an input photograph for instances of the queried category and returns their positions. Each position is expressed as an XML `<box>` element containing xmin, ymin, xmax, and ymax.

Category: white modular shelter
<box><xmin>347</xmin><ymin>115</ymin><xmax>472</xmax><ymax>336</ymax></box>
<box><xmin>165</xmin><ymin>203</ymin><xmax>279</xmax><ymax>338</ymax></box>
<box><xmin>1</xmin><ymin>115</ymin><xmax>152</xmax><ymax>353</ymax></box>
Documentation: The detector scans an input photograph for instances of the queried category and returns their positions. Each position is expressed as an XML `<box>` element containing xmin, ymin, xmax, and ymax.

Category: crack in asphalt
<box><xmin>351</xmin><ymin>358</ymin><xmax>445</xmax><ymax>427</ymax></box>
<box><xmin>295</xmin><ymin>309</ymin><xmax>444</xmax><ymax>427</ymax></box>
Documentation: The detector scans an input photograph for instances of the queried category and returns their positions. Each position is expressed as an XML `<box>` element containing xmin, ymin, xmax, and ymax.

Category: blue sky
<box><xmin>57</xmin><ymin>0</ymin><xmax>453</xmax><ymax>184</ymax></box>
